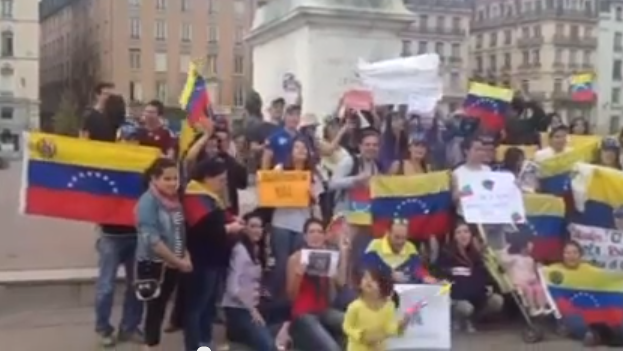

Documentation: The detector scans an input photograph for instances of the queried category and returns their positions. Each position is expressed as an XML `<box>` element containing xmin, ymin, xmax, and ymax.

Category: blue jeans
<box><xmin>94</xmin><ymin>235</ymin><xmax>143</xmax><ymax>335</ymax></box>
<box><xmin>182</xmin><ymin>268</ymin><xmax>225</xmax><ymax>351</ymax></box>
<box><xmin>224</xmin><ymin>307</ymin><xmax>277</xmax><ymax>351</ymax></box>
<box><xmin>290</xmin><ymin>309</ymin><xmax>344</xmax><ymax>351</ymax></box>
<box><xmin>269</xmin><ymin>227</ymin><xmax>303</xmax><ymax>298</ymax></box>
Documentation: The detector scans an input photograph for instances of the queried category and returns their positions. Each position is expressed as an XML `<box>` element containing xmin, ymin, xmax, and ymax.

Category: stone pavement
<box><xmin>0</xmin><ymin>306</ymin><xmax>605</xmax><ymax>351</ymax></box>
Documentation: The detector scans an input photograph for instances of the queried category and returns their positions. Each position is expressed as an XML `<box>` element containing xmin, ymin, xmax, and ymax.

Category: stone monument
<box><xmin>246</xmin><ymin>0</ymin><xmax>414</xmax><ymax>115</ymax></box>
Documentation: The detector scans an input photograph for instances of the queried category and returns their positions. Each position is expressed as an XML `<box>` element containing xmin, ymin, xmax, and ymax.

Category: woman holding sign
<box><xmin>270</xmin><ymin>138</ymin><xmax>325</xmax><ymax>298</ymax></box>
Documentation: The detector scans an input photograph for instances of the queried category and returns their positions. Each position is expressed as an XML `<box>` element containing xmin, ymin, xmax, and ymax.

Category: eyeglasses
<box><xmin>393</xmin><ymin>218</ymin><xmax>409</xmax><ymax>225</ymax></box>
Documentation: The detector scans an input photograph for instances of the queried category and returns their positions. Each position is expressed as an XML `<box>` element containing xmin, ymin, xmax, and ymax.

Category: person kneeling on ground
<box><xmin>437</xmin><ymin>222</ymin><xmax>504</xmax><ymax>333</ymax></box>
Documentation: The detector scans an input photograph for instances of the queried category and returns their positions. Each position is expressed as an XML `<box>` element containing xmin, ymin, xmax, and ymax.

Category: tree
<box><xmin>52</xmin><ymin>92</ymin><xmax>81</xmax><ymax>136</ymax></box>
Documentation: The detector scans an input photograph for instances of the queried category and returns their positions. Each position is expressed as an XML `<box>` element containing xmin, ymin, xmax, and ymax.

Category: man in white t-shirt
<box><xmin>452</xmin><ymin>136</ymin><xmax>492</xmax><ymax>217</ymax></box>
<box><xmin>534</xmin><ymin>125</ymin><xmax>572</xmax><ymax>162</ymax></box>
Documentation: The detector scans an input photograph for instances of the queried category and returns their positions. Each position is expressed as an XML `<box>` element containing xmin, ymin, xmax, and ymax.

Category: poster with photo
<box><xmin>301</xmin><ymin>249</ymin><xmax>340</xmax><ymax>277</ymax></box>
<box><xmin>517</xmin><ymin>160</ymin><xmax>539</xmax><ymax>193</ymax></box>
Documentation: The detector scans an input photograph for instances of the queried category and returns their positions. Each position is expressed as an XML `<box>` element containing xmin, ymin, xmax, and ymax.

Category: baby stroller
<box><xmin>478</xmin><ymin>224</ymin><xmax>560</xmax><ymax>343</ymax></box>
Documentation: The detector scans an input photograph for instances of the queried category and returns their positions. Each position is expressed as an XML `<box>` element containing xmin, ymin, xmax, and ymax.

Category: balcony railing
<box><xmin>517</xmin><ymin>37</ymin><xmax>544</xmax><ymax>47</ymax></box>
<box><xmin>472</xmin><ymin>8</ymin><xmax>596</xmax><ymax>32</ymax></box>
<box><xmin>552</xmin><ymin>35</ymin><xmax>597</xmax><ymax>48</ymax></box>
<box><xmin>412</xmin><ymin>26</ymin><xmax>467</xmax><ymax>36</ymax></box>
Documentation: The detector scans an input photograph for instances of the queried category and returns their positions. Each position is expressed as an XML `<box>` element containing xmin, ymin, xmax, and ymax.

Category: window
<box><xmin>617</xmin><ymin>7</ymin><xmax>623</xmax><ymax>21</ymax></box>
<box><xmin>583</xmin><ymin>50</ymin><xmax>591</xmax><ymax>65</ymax></box>
<box><xmin>181</xmin><ymin>0</ymin><xmax>190</xmax><ymax>11</ymax></box>
<box><xmin>450</xmin><ymin>72</ymin><xmax>460</xmax><ymax>87</ymax></box>
<box><xmin>155</xmin><ymin>52</ymin><xmax>167</xmax><ymax>72</ymax></box>
<box><xmin>451</xmin><ymin>43</ymin><xmax>460</xmax><ymax>57</ymax></box>
<box><xmin>155</xmin><ymin>81</ymin><xmax>167</xmax><ymax>102</ymax></box>
<box><xmin>522</xmin><ymin>27</ymin><xmax>530</xmax><ymax>38</ymax></box>
<box><xmin>235</xmin><ymin>26</ymin><xmax>243</xmax><ymax>43</ymax></box>
<box><xmin>0</xmin><ymin>106</ymin><xmax>13</xmax><ymax>119</ymax></box>
<box><xmin>533</xmin><ymin>25</ymin><xmax>541</xmax><ymax>37</ymax></box>
<box><xmin>419</xmin><ymin>15</ymin><xmax>428</xmax><ymax>29</ymax></box>
<box><xmin>436</xmin><ymin>16</ymin><xmax>445</xmax><ymax>30</ymax></box>
<box><xmin>0</xmin><ymin>66</ymin><xmax>13</xmax><ymax>93</ymax></box>
<box><xmin>130</xmin><ymin>18</ymin><xmax>141</xmax><ymax>39</ymax></box>
<box><xmin>180</xmin><ymin>54</ymin><xmax>190</xmax><ymax>73</ymax></box>
<box><xmin>613</xmin><ymin>88</ymin><xmax>621</xmax><ymax>104</ymax></box>
<box><xmin>233</xmin><ymin>82</ymin><xmax>245</xmax><ymax>107</ymax></box>
<box><xmin>489</xmin><ymin>54</ymin><xmax>497</xmax><ymax>70</ymax></box>
<box><xmin>234</xmin><ymin>0</ymin><xmax>245</xmax><ymax>18</ymax></box>
<box><xmin>555</xmin><ymin>48</ymin><xmax>562</xmax><ymax>63</ymax></box>
<box><xmin>504</xmin><ymin>52</ymin><xmax>511</xmax><ymax>68</ymax></box>
<box><xmin>208</xmin><ymin>0</ymin><xmax>217</xmax><ymax>14</ymax></box>
<box><xmin>156</xmin><ymin>0</ymin><xmax>166</xmax><ymax>10</ymax></box>
<box><xmin>129</xmin><ymin>81</ymin><xmax>143</xmax><ymax>101</ymax></box>
<box><xmin>435</xmin><ymin>42</ymin><xmax>444</xmax><ymax>57</ymax></box>
<box><xmin>522</xmin><ymin>50</ymin><xmax>529</xmax><ymax>65</ymax></box>
<box><xmin>554</xmin><ymin>78</ymin><xmax>563</xmax><ymax>92</ymax></box>
<box><xmin>208</xmin><ymin>26</ymin><xmax>219</xmax><ymax>42</ymax></box>
<box><xmin>476</xmin><ymin>55</ymin><xmax>482</xmax><ymax>71</ymax></box>
<box><xmin>128</xmin><ymin>0</ymin><xmax>140</xmax><ymax>7</ymax></box>
<box><xmin>569</xmin><ymin>49</ymin><xmax>577</xmax><ymax>64</ymax></box>
<box><xmin>614</xmin><ymin>59</ymin><xmax>622</xmax><ymax>80</ymax></box>
<box><xmin>129</xmin><ymin>49</ymin><xmax>141</xmax><ymax>69</ymax></box>
<box><xmin>476</xmin><ymin>34</ymin><xmax>483</xmax><ymax>49</ymax></box>
<box><xmin>418</xmin><ymin>41</ymin><xmax>427</xmax><ymax>54</ymax></box>
<box><xmin>234</xmin><ymin>55</ymin><xmax>244</xmax><ymax>74</ymax></box>
<box><xmin>452</xmin><ymin>17</ymin><xmax>461</xmax><ymax>31</ymax></box>
<box><xmin>207</xmin><ymin>55</ymin><xmax>217</xmax><ymax>75</ymax></box>
<box><xmin>0</xmin><ymin>0</ymin><xmax>12</xmax><ymax>18</ymax></box>
<box><xmin>584</xmin><ymin>26</ymin><xmax>592</xmax><ymax>37</ymax></box>
<box><xmin>181</xmin><ymin>23</ymin><xmax>192</xmax><ymax>42</ymax></box>
<box><xmin>521</xmin><ymin>79</ymin><xmax>530</xmax><ymax>93</ymax></box>
<box><xmin>504</xmin><ymin>30</ymin><xmax>512</xmax><ymax>45</ymax></box>
<box><xmin>155</xmin><ymin>20</ymin><xmax>167</xmax><ymax>40</ymax></box>
<box><xmin>610</xmin><ymin>116</ymin><xmax>621</xmax><ymax>134</ymax></box>
<box><xmin>570</xmin><ymin>25</ymin><xmax>579</xmax><ymax>38</ymax></box>
<box><xmin>1</xmin><ymin>31</ymin><xmax>13</xmax><ymax>57</ymax></box>
<box><xmin>489</xmin><ymin>32</ymin><xmax>497</xmax><ymax>47</ymax></box>
<box><xmin>615</xmin><ymin>32</ymin><xmax>623</xmax><ymax>51</ymax></box>
<box><xmin>532</xmin><ymin>49</ymin><xmax>540</xmax><ymax>64</ymax></box>
<box><xmin>401</xmin><ymin>40</ymin><xmax>411</xmax><ymax>56</ymax></box>
<box><xmin>555</xmin><ymin>23</ymin><xmax>564</xmax><ymax>35</ymax></box>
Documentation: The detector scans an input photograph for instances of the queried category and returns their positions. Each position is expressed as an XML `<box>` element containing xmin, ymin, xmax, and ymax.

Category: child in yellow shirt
<box><xmin>343</xmin><ymin>267</ymin><xmax>409</xmax><ymax>351</ymax></box>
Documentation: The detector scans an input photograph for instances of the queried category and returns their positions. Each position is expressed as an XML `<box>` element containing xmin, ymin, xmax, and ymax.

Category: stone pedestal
<box><xmin>247</xmin><ymin>0</ymin><xmax>414</xmax><ymax>116</ymax></box>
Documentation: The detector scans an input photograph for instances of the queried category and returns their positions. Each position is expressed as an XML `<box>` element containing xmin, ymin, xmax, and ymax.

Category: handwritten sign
<box><xmin>387</xmin><ymin>284</ymin><xmax>451</xmax><ymax>350</ymax></box>
<box><xmin>257</xmin><ymin>170</ymin><xmax>311</xmax><ymax>207</ymax></box>
<box><xmin>569</xmin><ymin>223</ymin><xmax>623</xmax><ymax>271</ymax></box>
<box><xmin>458</xmin><ymin>171</ymin><xmax>526</xmax><ymax>224</ymax></box>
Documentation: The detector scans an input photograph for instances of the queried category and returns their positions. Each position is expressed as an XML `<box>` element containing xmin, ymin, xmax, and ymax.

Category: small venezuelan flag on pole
<box><xmin>178</xmin><ymin>60</ymin><xmax>212</xmax><ymax>156</ymax></box>
<box><xmin>463</xmin><ymin>82</ymin><xmax>514</xmax><ymax>133</ymax></box>
<box><xmin>570</xmin><ymin>73</ymin><xmax>595</xmax><ymax>102</ymax></box>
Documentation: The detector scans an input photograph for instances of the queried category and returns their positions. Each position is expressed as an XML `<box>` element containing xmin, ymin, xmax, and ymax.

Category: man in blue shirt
<box><xmin>261</xmin><ymin>104</ymin><xmax>301</xmax><ymax>168</ymax></box>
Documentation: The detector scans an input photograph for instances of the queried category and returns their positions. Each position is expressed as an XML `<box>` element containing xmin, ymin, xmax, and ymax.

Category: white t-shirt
<box><xmin>534</xmin><ymin>146</ymin><xmax>572</xmax><ymax>162</ymax></box>
<box><xmin>452</xmin><ymin>163</ymin><xmax>492</xmax><ymax>216</ymax></box>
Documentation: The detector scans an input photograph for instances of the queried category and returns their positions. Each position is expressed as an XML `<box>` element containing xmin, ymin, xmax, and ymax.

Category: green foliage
<box><xmin>52</xmin><ymin>92</ymin><xmax>81</xmax><ymax>136</ymax></box>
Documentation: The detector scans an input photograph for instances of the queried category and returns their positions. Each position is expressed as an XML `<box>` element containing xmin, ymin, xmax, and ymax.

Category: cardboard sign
<box><xmin>342</xmin><ymin>89</ymin><xmax>373</xmax><ymax>111</ymax></box>
<box><xmin>257</xmin><ymin>170</ymin><xmax>311</xmax><ymax>207</ymax></box>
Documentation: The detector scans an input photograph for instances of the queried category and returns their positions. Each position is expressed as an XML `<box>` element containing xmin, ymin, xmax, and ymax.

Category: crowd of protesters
<box><xmin>78</xmin><ymin>82</ymin><xmax>623</xmax><ymax>351</ymax></box>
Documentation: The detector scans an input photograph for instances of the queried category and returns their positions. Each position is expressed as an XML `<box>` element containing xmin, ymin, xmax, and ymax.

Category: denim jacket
<box><xmin>135</xmin><ymin>190</ymin><xmax>186</xmax><ymax>262</ymax></box>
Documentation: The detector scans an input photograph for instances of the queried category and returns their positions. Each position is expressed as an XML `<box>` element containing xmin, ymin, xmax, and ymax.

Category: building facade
<box><xmin>40</xmin><ymin>0</ymin><xmax>251</xmax><ymax>118</ymax></box>
<box><xmin>470</xmin><ymin>0</ymin><xmax>597</xmax><ymax>124</ymax></box>
<box><xmin>596</xmin><ymin>0</ymin><xmax>623</xmax><ymax>133</ymax></box>
<box><xmin>401</xmin><ymin>0</ymin><xmax>472</xmax><ymax>113</ymax></box>
<box><xmin>0</xmin><ymin>0</ymin><xmax>39</xmax><ymax>157</ymax></box>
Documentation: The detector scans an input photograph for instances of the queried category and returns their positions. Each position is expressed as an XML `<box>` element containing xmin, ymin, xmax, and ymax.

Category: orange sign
<box><xmin>257</xmin><ymin>170</ymin><xmax>311</xmax><ymax>207</ymax></box>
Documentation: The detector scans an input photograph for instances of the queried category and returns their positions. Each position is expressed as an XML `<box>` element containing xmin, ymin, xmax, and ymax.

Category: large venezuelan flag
<box><xmin>541</xmin><ymin>263</ymin><xmax>623</xmax><ymax>334</ymax></box>
<box><xmin>462</xmin><ymin>82</ymin><xmax>513</xmax><ymax>132</ymax></box>
<box><xmin>183</xmin><ymin>180</ymin><xmax>224</xmax><ymax>226</ymax></box>
<box><xmin>575</xmin><ymin>164</ymin><xmax>623</xmax><ymax>229</ymax></box>
<box><xmin>523</xmin><ymin>193</ymin><xmax>566</xmax><ymax>262</ymax></box>
<box><xmin>539</xmin><ymin>133</ymin><xmax>601</xmax><ymax>149</ymax></box>
<box><xmin>179</xmin><ymin>61</ymin><xmax>212</xmax><ymax>124</ymax></box>
<box><xmin>20</xmin><ymin>132</ymin><xmax>160</xmax><ymax>225</ymax></box>
<box><xmin>370</xmin><ymin>172</ymin><xmax>452</xmax><ymax>240</ymax></box>
<box><xmin>538</xmin><ymin>141</ymin><xmax>598</xmax><ymax>196</ymax></box>
<box><xmin>346</xmin><ymin>186</ymin><xmax>371</xmax><ymax>225</ymax></box>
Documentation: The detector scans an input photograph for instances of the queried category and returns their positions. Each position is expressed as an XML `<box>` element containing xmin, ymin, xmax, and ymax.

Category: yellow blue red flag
<box><xmin>538</xmin><ymin>141</ymin><xmax>598</xmax><ymax>195</ymax></box>
<box><xmin>347</xmin><ymin>186</ymin><xmax>371</xmax><ymax>225</ymax></box>
<box><xmin>522</xmin><ymin>193</ymin><xmax>566</xmax><ymax>262</ymax></box>
<box><xmin>370</xmin><ymin>172</ymin><xmax>452</xmax><ymax>239</ymax></box>
<box><xmin>19</xmin><ymin>132</ymin><xmax>160</xmax><ymax>225</ymax></box>
<box><xmin>570</xmin><ymin>73</ymin><xmax>595</xmax><ymax>102</ymax></box>
<box><xmin>541</xmin><ymin>263</ymin><xmax>623</xmax><ymax>334</ymax></box>
<box><xmin>572</xmin><ymin>163</ymin><xmax>623</xmax><ymax>229</ymax></box>
<box><xmin>463</xmin><ymin>82</ymin><xmax>513</xmax><ymax>132</ymax></box>
<box><xmin>179</xmin><ymin>61</ymin><xmax>212</xmax><ymax>124</ymax></box>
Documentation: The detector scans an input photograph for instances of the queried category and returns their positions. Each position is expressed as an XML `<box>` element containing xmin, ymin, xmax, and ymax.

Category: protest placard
<box><xmin>387</xmin><ymin>284</ymin><xmax>451</xmax><ymax>350</ymax></box>
<box><xmin>458</xmin><ymin>171</ymin><xmax>525</xmax><ymax>224</ymax></box>
<box><xmin>569</xmin><ymin>223</ymin><xmax>623</xmax><ymax>271</ymax></box>
<box><xmin>300</xmin><ymin>249</ymin><xmax>340</xmax><ymax>277</ymax></box>
<box><xmin>257</xmin><ymin>170</ymin><xmax>311</xmax><ymax>207</ymax></box>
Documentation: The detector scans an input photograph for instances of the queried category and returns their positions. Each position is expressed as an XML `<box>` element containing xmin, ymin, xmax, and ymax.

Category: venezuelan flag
<box><xmin>346</xmin><ymin>186</ymin><xmax>371</xmax><ymax>225</ymax></box>
<box><xmin>523</xmin><ymin>193</ymin><xmax>566</xmax><ymax>262</ymax></box>
<box><xmin>570</xmin><ymin>73</ymin><xmax>595</xmax><ymax>102</ymax></box>
<box><xmin>541</xmin><ymin>263</ymin><xmax>623</xmax><ymax>334</ymax></box>
<box><xmin>183</xmin><ymin>180</ymin><xmax>224</xmax><ymax>226</ymax></box>
<box><xmin>178</xmin><ymin>120</ymin><xmax>199</xmax><ymax>157</ymax></box>
<box><xmin>539</xmin><ymin>133</ymin><xmax>602</xmax><ymax>149</ymax></box>
<box><xmin>370</xmin><ymin>172</ymin><xmax>452</xmax><ymax>240</ymax></box>
<box><xmin>538</xmin><ymin>141</ymin><xmax>598</xmax><ymax>195</ymax></box>
<box><xmin>495</xmin><ymin>144</ymin><xmax>537</xmax><ymax>162</ymax></box>
<box><xmin>463</xmin><ymin>82</ymin><xmax>513</xmax><ymax>132</ymax></box>
<box><xmin>575</xmin><ymin>165</ymin><xmax>623</xmax><ymax>229</ymax></box>
<box><xmin>179</xmin><ymin>61</ymin><xmax>212</xmax><ymax>124</ymax></box>
<box><xmin>20</xmin><ymin>132</ymin><xmax>160</xmax><ymax>225</ymax></box>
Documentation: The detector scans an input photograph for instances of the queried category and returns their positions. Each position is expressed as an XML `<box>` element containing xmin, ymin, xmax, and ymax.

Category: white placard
<box><xmin>387</xmin><ymin>284</ymin><xmax>451</xmax><ymax>350</ymax></box>
<box><xmin>300</xmin><ymin>249</ymin><xmax>340</xmax><ymax>277</ymax></box>
<box><xmin>516</xmin><ymin>160</ymin><xmax>539</xmax><ymax>193</ymax></box>
<box><xmin>569</xmin><ymin>223</ymin><xmax>623</xmax><ymax>271</ymax></box>
<box><xmin>458</xmin><ymin>171</ymin><xmax>526</xmax><ymax>224</ymax></box>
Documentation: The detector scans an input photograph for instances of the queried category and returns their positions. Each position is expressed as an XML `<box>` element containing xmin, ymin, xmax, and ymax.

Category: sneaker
<box><xmin>98</xmin><ymin>333</ymin><xmax>116</xmax><ymax>348</ymax></box>
<box><xmin>464</xmin><ymin>321</ymin><xmax>477</xmax><ymax>333</ymax></box>
<box><xmin>117</xmin><ymin>329</ymin><xmax>144</xmax><ymax>344</ymax></box>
